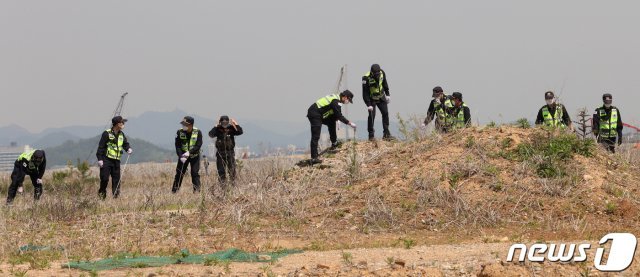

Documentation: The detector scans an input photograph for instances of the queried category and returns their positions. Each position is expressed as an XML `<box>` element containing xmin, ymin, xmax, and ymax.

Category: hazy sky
<box><xmin>1</xmin><ymin>1</ymin><xmax>639</xmax><ymax>132</ymax></box>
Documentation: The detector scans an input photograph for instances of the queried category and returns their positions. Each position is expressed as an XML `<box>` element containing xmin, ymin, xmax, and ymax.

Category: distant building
<box><xmin>0</xmin><ymin>144</ymin><xmax>32</xmax><ymax>172</ymax></box>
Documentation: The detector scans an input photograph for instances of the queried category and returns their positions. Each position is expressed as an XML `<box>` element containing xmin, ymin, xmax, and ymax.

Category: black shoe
<box><xmin>383</xmin><ymin>134</ymin><xmax>396</xmax><ymax>141</ymax></box>
<box><xmin>368</xmin><ymin>137</ymin><xmax>376</xmax><ymax>141</ymax></box>
<box><xmin>310</xmin><ymin>158</ymin><xmax>323</xmax><ymax>164</ymax></box>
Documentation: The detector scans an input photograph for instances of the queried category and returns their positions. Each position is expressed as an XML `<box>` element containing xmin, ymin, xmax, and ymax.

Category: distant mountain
<box><xmin>31</xmin><ymin>131</ymin><xmax>80</xmax><ymax>148</ymax></box>
<box><xmin>0</xmin><ymin>124</ymin><xmax>36</xmax><ymax>146</ymax></box>
<box><xmin>44</xmin><ymin>135</ymin><xmax>174</xmax><ymax>167</ymax></box>
<box><xmin>1</xmin><ymin>109</ymin><xmax>401</xmax><ymax>154</ymax></box>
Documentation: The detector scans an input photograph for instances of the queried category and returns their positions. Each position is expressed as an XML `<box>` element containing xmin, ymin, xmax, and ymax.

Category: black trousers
<box><xmin>598</xmin><ymin>137</ymin><xmax>617</xmax><ymax>153</ymax></box>
<box><xmin>6</xmin><ymin>161</ymin><xmax>42</xmax><ymax>203</ymax></box>
<box><xmin>216</xmin><ymin>151</ymin><xmax>236</xmax><ymax>185</ymax></box>
<box><xmin>308</xmin><ymin>114</ymin><xmax>337</xmax><ymax>159</ymax></box>
<box><xmin>99</xmin><ymin>158</ymin><xmax>121</xmax><ymax>199</ymax></box>
<box><xmin>172</xmin><ymin>155</ymin><xmax>201</xmax><ymax>192</ymax></box>
<box><xmin>367</xmin><ymin>100</ymin><xmax>390</xmax><ymax>138</ymax></box>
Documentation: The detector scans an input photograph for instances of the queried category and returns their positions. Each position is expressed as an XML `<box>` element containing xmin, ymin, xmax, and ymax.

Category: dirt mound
<box><xmin>286</xmin><ymin>126</ymin><xmax>640</xmax><ymax>241</ymax></box>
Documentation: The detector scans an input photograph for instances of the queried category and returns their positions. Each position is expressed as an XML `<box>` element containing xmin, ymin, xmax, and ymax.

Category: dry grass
<box><xmin>1</xmin><ymin>125</ymin><xmax>639</xmax><ymax>273</ymax></box>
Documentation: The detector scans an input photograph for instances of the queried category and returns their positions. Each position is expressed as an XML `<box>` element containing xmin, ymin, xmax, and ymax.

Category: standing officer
<box><xmin>172</xmin><ymin>116</ymin><xmax>203</xmax><ymax>193</ymax></box>
<box><xmin>6</xmin><ymin>149</ymin><xmax>46</xmax><ymax>204</ymax></box>
<box><xmin>593</xmin><ymin>93</ymin><xmax>623</xmax><ymax>153</ymax></box>
<box><xmin>449</xmin><ymin>92</ymin><xmax>471</xmax><ymax>129</ymax></box>
<box><xmin>423</xmin><ymin>86</ymin><xmax>454</xmax><ymax>132</ymax></box>
<box><xmin>535</xmin><ymin>91</ymin><xmax>573</xmax><ymax>129</ymax></box>
<box><xmin>363</xmin><ymin>64</ymin><xmax>394</xmax><ymax>140</ymax></box>
<box><xmin>209</xmin><ymin>116</ymin><xmax>243</xmax><ymax>189</ymax></box>
<box><xmin>96</xmin><ymin>116</ymin><xmax>132</xmax><ymax>199</ymax></box>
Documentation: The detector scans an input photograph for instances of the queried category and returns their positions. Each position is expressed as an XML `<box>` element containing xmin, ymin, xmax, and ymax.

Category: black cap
<box><xmin>180</xmin><ymin>116</ymin><xmax>194</xmax><ymax>126</ymax></box>
<box><xmin>602</xmin><ymin>93</ymin><xmax>612</xmax><ymax>100</ymax></box>
<box><xmin>432</xmin><ymin>86</ymin><xmax>443</xmax><ymax>97</ymax></box>
<box><xmin>451</xmin><ymin>92</ymin><xmax>463</xmax><ymax>100</ymax></box>
<box><xmin>219</xmin><ymin>115</ymin><xmax>230</xmax><ymax>123</ymax></box>
<box><xmin>370</xmin><ymin>64</ymin><xmax>381</xmax><ymax>73</ymax></box>
<box><xmin>340</xmin><ymin>90</ymin><xmax>354</xmax><ymax>103</ymax></box>
<box><xmin>544</xmin><ymin>91</ymin><xmax>555</xmax><ymax>99</ymax></box>
<box><xmin>33</xmin><ymin>150</ymin><xmax>44</xmax><ymax>159</ymax></box>
<box><xmin>112</xmin><ymin>116</ymin><xmax>127</xmax><ymax>125</ymax></box>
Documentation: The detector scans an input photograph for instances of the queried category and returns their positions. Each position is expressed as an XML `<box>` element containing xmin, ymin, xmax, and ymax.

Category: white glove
<box><xmin>349</xmin><ymin>122</ymin><xmax>357</xmax><ymax>129</ymax></box>
<box><xmin>421</xmin><ymin>123</ymin><xmax>427</xmax><ymax>128</ymax></box>
<box><xmin>36</xmin><ymin>179</ymin><xmax>43</xmax><ymax>185</ymax></box>
<box><xmin>17</xmin><ymin>186</ymin><xmax>23</xmax><ymax>193</ymax></box>
<box><xmin>182</xmin><ymin>151</ymin><xmax>190</xmax><ymax>158</ymax></box>
<box><xmin>367</xmin><ymin>106</ymin><xmax>373</xmax><ymax>111</ymax></box>
<box><xmin>98</xmin><ymin>160</ymin><xmax>104</xmax><ymax>168</ymax></box>
<box><xmin>180</xmin><ymin>157</ymin><xmax>187</xmax><ymax>163</ymax></box>
<box><xmin>127</xmin><ymin>148</ymin><xmax>133</xmax><ymax>154</ymax></box>
<box><xmin>385</xmin><ymin>95</ymin><xmax>390</xmax><ymax>103</ymax></box>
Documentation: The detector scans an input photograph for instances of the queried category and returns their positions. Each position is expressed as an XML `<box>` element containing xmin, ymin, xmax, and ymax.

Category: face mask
<box><xmin>434</xmin><ymin>97</ymin><xmax>441</xmax><ymax>104</ymax></box>
<box><xmin>182</xmin><ymin>126</ymin><xmax>189</xmax><ymax>131</ymax></box>
<box><xmin>545</xmin><ymin>99</ymin><xmax>555</xmax><ymax>105</ymax></box>
<box><xmin>221</xmin><ymin>122</ymin><xmax>230</xmax><ymax>128</ymax></box>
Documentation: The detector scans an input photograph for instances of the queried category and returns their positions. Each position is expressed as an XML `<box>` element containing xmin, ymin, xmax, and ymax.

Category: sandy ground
<box><xmin>2</xmin><ymin>241</ymin><xmax>639</xmax><ymax>276</ymax></box>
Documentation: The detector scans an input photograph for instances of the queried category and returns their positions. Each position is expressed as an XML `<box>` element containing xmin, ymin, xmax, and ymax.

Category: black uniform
<box><xmin>209</xmin><ymin>124</ymin><xmax>243</xmax><ymax>186</ymax></box>
<box><xmin>363</xmin><ymin>69</ymin><xmax>391</xmax><ymax>138</ymax></box>
<box><xmin>535</xmin><ymin>104</ymin><xmax>572</xmax><ymax>126</ymax></box>
<box><xmin>593</xmin><ymin>106</ymin><xmax>623</xmax><ymax>153</ymax></box>
<box><xmin>450</xmin><ymin>103</ymin><xmax>472</xmax><ymax>128</ymax></box>
<box><xmin>6</xmin><ymin>150</ymin><xmax>46</xmax><ymax>204</ymax></box>
<box><xmin>172</xmin><ymin>128</ymin><xmax>203</xmax><ymax>192</ymax></box>
<box><xmin>96</xmin><ymin>129</ymin><xmax>130</xmax><ymax>199</ymax></box>
<box><xmin>424</xmin><ymin>95</ymin><xmax>454</xmax><ymax>132</ymax></box>
<box><xmin>307</xmin><ymin>100</ymin><xmax>350</xmax><ymax>159</ymax></box>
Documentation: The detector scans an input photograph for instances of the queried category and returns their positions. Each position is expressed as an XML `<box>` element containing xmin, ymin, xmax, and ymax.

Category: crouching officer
<box><xmin>6</xmin><ymin>149</ymin><xmax>46</xmax><ymax>204</ymax></box>
<box><xmin>172</xmin><ymin>116</ymin><xmax>203</xmax><ymax>193</ymax></box>
<box><xmin>96</xmin><ymin>116</ymin><xmax>132</xmax><ymax>199</ymax></box>
<box><xmin>307</xmin><ymin>90</ymin><xmax>356</xmax><ymax>164</ymax></box>
<box><xmin>209</xmin><ymin>116</ymin><xmax>243</xmax><ymax>189</ymax></box>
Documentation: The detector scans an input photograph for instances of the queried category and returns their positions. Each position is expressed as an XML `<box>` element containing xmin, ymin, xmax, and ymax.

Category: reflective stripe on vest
<box><xmin>18</xmin><ymin>150</ymin><xmax>38</xmax><ymax>171</ymax></box>
<box><xmin>363</xmin><ymin>71</ymin><xmax>385</xmax><ymax>100</ymax></box>
<box><xmin>179</xmin><ymin>127</ymin><xmax>200</xmax><ymax>156</ymax></box>
<box><xmin>598</xmin><ymin>107</ymin><xmax>618</xmax><ymax>138</ymax></box>
<box><xmin>315</xmin><ymin>94</ymin><xmax>339</xmax><ymax>119</ymax></box>
<box><xmin>106</xmin><ymin>129</ymin><xmax>124</xmax><ymax>160</ymax></box>
<box><xmin>435</xmin><ymin>96</ymin><xmax>454</xmax><ymax>126</ymax></box>
<box><xmin>541</xmin><ymin>105</ymin><xmax>565</xmax><ymax>127</ymax></box>
<box><xmin>452</xmin><ymin>104</ymin><xmax>468</xmax><ymax>129</ymax></box>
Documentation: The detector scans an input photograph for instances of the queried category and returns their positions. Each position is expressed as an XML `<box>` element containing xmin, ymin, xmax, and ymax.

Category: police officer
<box><xmin>363</xmin><ymin>64</ymin><xmax>394</xmax><ymax>140</ymax></box>
<box><xmin>423</xmin><ymin>86</ymin><xmax>454</xmax><ymax>132</ymax></box>
<box><xmin>208</xmin><ymin>116</ymin><xmax>243</xmax><ymax>188</ymax></box>
<box><xmin>96</xmin><ymin>116</ymin><xmax>132</xmax><ymax>199</ymax></box>
<box><xmin>593</xmin><ymin>93</ymin><xmax>623</xmax><ymax>153</ymax></box>
<box><xmin>535</xmin><ymin>91</ymin><xmax>573</xmax><ymax>129</ymax></box>
<box><xmin>6</xmin><ymin>149</ymin><xmax>46</xmax><ymax>204</ymax></box>
<box><xmin>449</xmin><ymin>92</ymin><xmax>471</xmax><ymax>129</ymax></box>
<box><xmin>307</xmin><ymin>90</ymin><xmax>356</xmax><ymax>164</ymax></box>
<box><xmin>172</xmin><ymin>116</ymin><xmax>203</xmax><ymax>193</ymax></box>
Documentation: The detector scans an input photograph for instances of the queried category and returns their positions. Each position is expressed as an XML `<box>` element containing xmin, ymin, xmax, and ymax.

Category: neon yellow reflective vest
<box><xmin>106</xmin><ymin>129</ymin><xmax>124</xmax><ymax>160</ymax></box>
<box><xmin>179</xmin><ymin>127</ymin><xmax>200</xmax><ymax>156</ymax></box>
<box><xmin>452</xmin><ymin>103</ymin><xmax>469</xmax><ymax>129</ymax></box>
<box><xmin>315</xmin><ymin>94</ymin><xmax>340</xmax><ymax>119</ymax></box>
<box><xmin>598</xmin><ymin>107</ymin><xmax>619</xmax><ymax>138</ymax></box>
<box><xmin>435</xmin><ymin>96</ymin><xmax>454</xmax><ymax>126</ymax></box>
<box><xmin>541</xmin><ymin>104</ymin><xmax>566</xmax><ymax>128</ymax></box>
<box><xmin>18</xmin><ymin>150</ymin><xmax>39</xmax><ymax>171</ymax></box>
<box><xmin>363</xmin><ymin>71</ymin><xmax>385</xmax><ymax>100</ymax></box>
